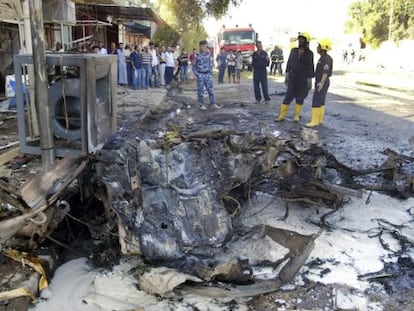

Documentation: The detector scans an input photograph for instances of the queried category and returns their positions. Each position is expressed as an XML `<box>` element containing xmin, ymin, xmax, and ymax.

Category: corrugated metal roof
<box><xmin>76</xmin><ymin>3</ymin><xmax>163</xmax><ymax>25</ymax></box>
<box><xmin>124</xmin><ymin>22</ymin><xmax>151</xmax><ymax>37</ymax></box>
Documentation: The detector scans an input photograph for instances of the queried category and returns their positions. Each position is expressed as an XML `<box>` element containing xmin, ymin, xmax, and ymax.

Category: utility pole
<box><xmin>388</xmin><ymin>0</ymin><xmax>394</xmax><ymax>42</ymax></box>
<box><xmin>28</xmin><ymin>0</ymin><xmax>55</xmax><ymax>169</ymax></box>
<box><xmin>22</xmin><ymin>0</ymin><xmax>39</xmax><ymax>137</ymax></box>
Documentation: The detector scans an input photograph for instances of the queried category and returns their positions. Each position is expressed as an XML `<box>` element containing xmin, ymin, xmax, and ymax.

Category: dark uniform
<box><xmin>312</xmin><ymin>53</ymin><xmax>333</xmax><ymax>108</ymax></box>
<box><xmin>252</xmin><ymin>49</ymin><xmax>270</xmax><ymax>103</ymax></box>
<box><xmin>270</xmin><ymin>47</ymin><xmax>284</xmax><ymax>75</ymax></box>
<box><xmin>283</xmin><ymin>47</ymin><xmax>314</xmax><ymax>106</ymax></box>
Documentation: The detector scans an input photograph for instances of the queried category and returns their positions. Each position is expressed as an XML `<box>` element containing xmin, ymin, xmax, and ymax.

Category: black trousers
<box><xmin>253</xmin><ymin>68</ymin><xmax>270</xmax><ymax>102</ymax></box>
<box><xmin>283</xmin><ymin>72</ymin><xmax>308</xmax><ymax>105</ymax></box>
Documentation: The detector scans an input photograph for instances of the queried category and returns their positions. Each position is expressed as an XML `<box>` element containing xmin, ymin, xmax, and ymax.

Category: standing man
<box><xmin>306</xmin><ymin>38</ymin><xmax>333</xmax><ymax>127</ymax></box>
<box><xmin>178</xmin><ymin>48</ymin><xmax>189</xmax><ymax>82</ymax></box>
<box><xmin>141</xmin><ymin>46</ymin><xmax>152</xmax><ymax>90</ymax></box>
<box><xmin>275</xmin><ymin>32</ymin><xmax>314</xmax><ymax>122</ymax></box>
<box><xmin>97</xmin><ymin>41</ymin><xmax>107</xmax><ymax>55</ymax></box>
<box><xmin>226</xmin><ymin>49</ymin><xmax>236</xmax><ymax>83</ymax></box>
<box><xmin>235</xmin><ymin>49</ymin><xmax>243</xmax><ymax>83</ymax></box>
<box><xmin>270</xmin><ymin>45</ymin><xmax>284</xmax><ymax>76</ymax></box>
<box><xmin>252</xmin><ymin>40</ymin><xmax>271</xmax><ymax>104</ymax></box>
<box><xmin>164</xmin><ymin>46</ymin><xmax>176</xmax><ymax>86</ymax></box>
<box><xmin>108</xmin><ymin>42</ymin><xmax>117</xmax><ymax>55</ymax></box>
<box><xmin>215</xmin><ymin>47</ymin><xmax>227</xmax><ymax>84</ymax></box>
<box><xmin>159</xmin><ymin>45</ymin><xmax>167</xmax><ymax>86</ymax></box>
<box><xmin>149</xmin><ymin>42</ymin><xmax>160</xmax><ymax>88</ymax></box>
<box><xmin>193</xmin><ymin>40</ymin><xmax>220</xmax><ymax>110</ymax></box>
<box><xmin>188</xmin><ymin>48</ymin><xmax>197</xmax><ymax>80</ymax></box>
<box><xmin>124</xmin><ymin>44</ymin><xmax>133</xmax><ymax>87</ymax></box>
<box><xmin>130</xmin><ymin>45</ymin><xmax>142</xmax><ymax>90</ymax></box>
<box><xmin>117</xmin><ymin>43</ymin><xmax>128</xmax><ymax>85</ymax></box>
<box><xmin>270</xmin><ymin>45</ymin><xmax>279</xmax><ymax>75</ymax></box>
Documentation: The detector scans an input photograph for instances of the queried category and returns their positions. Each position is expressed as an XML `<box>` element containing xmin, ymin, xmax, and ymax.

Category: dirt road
<box><xmin>1</xmin><ymin>63</ymin><xmax>414</xmax><ymax>311</ymax></box>
<box><xmin>161</xmin><ymin>63</ymin><xmax>414</xmax><ymax>171</ymax></box>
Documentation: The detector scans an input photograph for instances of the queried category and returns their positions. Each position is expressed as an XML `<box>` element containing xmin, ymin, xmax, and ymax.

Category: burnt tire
<box><xmin>49</xmin><ymin>79</ymin><xmax>82</xmax><ymax>141</ymax></box>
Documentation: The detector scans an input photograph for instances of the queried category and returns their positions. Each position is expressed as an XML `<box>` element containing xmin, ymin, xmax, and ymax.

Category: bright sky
<box><xmin>204</xmin><ymin>0</ymin><xmax>355</xmax><ymax>48</ymax></box>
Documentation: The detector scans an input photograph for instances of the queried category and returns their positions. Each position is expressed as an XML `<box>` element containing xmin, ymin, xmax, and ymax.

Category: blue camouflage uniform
<box><xmin>192</xmin><ymin>50</ymin><xmax>216</xmax><ymax>107</ymax></box>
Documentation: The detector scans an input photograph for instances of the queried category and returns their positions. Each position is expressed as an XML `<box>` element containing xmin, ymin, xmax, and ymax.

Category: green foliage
<box><xmin>161</xmin><ymin>0</ymin><xmax>240</xmax><ymax>29</ymax></box>
<box><xmin>179</xmin><ymin>25</ymin><xmax>209</xmax><ymax>51</ymax></box>
<box><xmin>346</xmin><ymin>0</ymin><xmax>414</xmax><ymax>48</ymax></box>
<box><xmin>152</xmin><ymin>24</ymin><xmax>181</xmax><ymax>47</ymax></box>
<box><xmin>153</xmin><ymin>0</ymin><xmax>237</xmax><ymax>50</ymax></box>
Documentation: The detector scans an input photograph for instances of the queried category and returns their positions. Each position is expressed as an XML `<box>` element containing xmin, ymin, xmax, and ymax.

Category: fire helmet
<box><xmin>298</xmin><ymin>32</ymin><xmax>311</xmax><ymax>43</ymax></box>
<box><xmin>318</xmin><ymin>38</ymin><xmax>332</xmax><ymax>51</ymax></box>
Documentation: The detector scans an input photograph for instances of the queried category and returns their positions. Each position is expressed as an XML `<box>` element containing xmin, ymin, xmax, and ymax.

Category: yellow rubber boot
<box><xmin>275</xmin><ymin>104</ymin><xmax>289</xmax><ymax>122</ymax></box>
<box><xmin>319</xmin><ymin>105</ymin><xmax>325</xmax><ymax>125</ymax></box>
<box><xmin>305</xmin><ymin>107</ymin><xmax>321</xmax><ymax>127</ymax></box>
<box><xmin>293</xmin><ymin>103</ymin><xmax>303</xmax><ymax>122</ymax></box>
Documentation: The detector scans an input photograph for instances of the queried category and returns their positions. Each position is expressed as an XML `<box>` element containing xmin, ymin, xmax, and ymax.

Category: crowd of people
<box><xmin>53</xmin><ymin>40</ymin><xmax>198</xmax><ymax>90</ymax></box>
<box><xmin>215</xmin><ymin>48</ymin><xmax>244</xmax><ymax>84</ymax></box>
<box><xmin>103</xmin><ymin>41</ymin><xmax>197</xmax><ymax>90</ymax></box>
<box><xmin>52</xmin><ymin>33</ymin><xmax>333</xmax><ymax>127</ymax></box>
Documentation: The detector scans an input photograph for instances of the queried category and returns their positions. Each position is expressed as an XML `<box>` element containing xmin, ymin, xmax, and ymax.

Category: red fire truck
<box><xmin>217</xmin><ymin>25</ymin><xmax>258</xmax><ymax>70</ymax></box>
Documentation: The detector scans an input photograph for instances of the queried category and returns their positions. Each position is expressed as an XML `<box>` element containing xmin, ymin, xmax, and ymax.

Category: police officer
<box><xmin>192</xmin><ymin>40</ymin><xmax>221</xmax><ymax>110</ymax></box>
<box><xmin>276</xmin><ymin>32</ymin><xmax>314</xmax><ymax>122</ymax></box>
<box><xmin>252</xmin><ymin>40</ymin><xmax>271</xmax><ymax>104</ymax></box>
<box><xmin>306</xmin><ymin>38</ymin><xmax>333</xmax><ymax>127</ymax></box>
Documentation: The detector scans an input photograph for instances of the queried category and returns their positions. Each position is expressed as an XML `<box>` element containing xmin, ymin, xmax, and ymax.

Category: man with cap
<box><xmin>192</xmin><ymin>40</ymin><xmax>221</xmax><ymax>110</ymax></box>
<box><xmin>275</xmin><ymin>32</ymin><xmax>314</xmax><ymax>122</ymax></box>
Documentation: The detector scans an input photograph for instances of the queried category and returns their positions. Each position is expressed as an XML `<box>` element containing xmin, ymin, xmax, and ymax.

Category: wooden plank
<box><xmin>0</xmin><ymin>141</ymin><xmax>19</xmax><ymax>151</ymax></box>
<box><xmin>0</xmin><ymin>146</ymin><xmax>20</xmax><ymax>166</ymax></box>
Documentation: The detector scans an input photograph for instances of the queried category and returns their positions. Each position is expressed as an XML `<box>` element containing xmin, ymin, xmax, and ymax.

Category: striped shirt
<box><xmin>141</xmin><ymin>52</ymin><xmax>152</xmax><ymax>66</ymax></box>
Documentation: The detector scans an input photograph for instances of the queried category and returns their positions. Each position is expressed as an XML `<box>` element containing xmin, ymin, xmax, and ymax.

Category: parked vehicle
<box><xmin>217</xmin><ymin>25</ymin><xmax>258</xmax><ymax>71</ymax></box>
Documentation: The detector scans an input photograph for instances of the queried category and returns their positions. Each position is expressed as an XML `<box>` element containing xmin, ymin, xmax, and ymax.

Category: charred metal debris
<box><xmin>1</xmin><ymin>127</ymin><xmax>414</xmax><ymax>292</ymax></box>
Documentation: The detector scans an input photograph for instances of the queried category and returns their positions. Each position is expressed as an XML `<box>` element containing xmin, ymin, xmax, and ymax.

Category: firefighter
<box><xmin>275</xmin><ymin>32</ymin><xmax>314</xmax><ymax>122</ymax></box>
<box><xmin>306</xmin><ymin>38</ymin><xmax>333</xmax><ymax>127</ymax></box>
<box><xmin>270</xmin><ymin>45</ymin><xmax>284</xmax><ymax>75</ymax></box>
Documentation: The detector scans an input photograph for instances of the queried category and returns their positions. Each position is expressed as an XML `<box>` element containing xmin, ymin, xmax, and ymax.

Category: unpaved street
<box><xmin>141</xmin><ymin>63</ymin><xmax>414</xmax><ymax>169</ymax></box>
<box><xmin>2</xmin><ymin>62</ymin><xmax>414</xmax><ymax>311</ymax></box>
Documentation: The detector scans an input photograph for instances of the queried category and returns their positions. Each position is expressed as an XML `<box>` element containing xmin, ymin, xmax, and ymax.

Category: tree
<box><xmin>346</xmin><ymin>0</ymin><xmax>414</xmax><ymax>48</ymax></box>
<box><xmin>156</xmin><ymin>0</ymin><xmax>240</xmax><ymax>31</ymax></box>
<box><xmin>151</xmin><ymin>24</ymin><xmax>181</xmax><ymax>47</ymax></box>
<box><xmin>152</xmin><ymin>0</ymin><xmax>240</xmax><ymax>49</ymax></box>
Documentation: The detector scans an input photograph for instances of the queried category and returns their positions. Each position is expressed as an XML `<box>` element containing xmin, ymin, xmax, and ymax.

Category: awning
<box><xmin>0</xmin><ymin>0</ymin><xmax>23</xmax><ymax>23</ymax></box>
<box><xmin>124</xmin><ymin>23</ymin><xmax>151</xmax><ymax>37</ymax></box>
<box><xmin>75</xmin><ymin>3</ymin><xmax>164</xmax><ymax>26</ymax></box>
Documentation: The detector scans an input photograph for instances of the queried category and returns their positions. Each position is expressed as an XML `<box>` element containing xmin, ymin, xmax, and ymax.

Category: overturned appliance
<box><xmin>13</xmin><ymin>54</ymin><xmax>117</xmax><ymax>157</ymax></box>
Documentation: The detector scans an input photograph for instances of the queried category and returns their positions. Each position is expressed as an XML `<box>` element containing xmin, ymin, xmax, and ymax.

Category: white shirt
<box><xmin>150</xmin><ymin>48</ymin><xmax>159</xmax><ymax>66</ymax></box>
<box><xmin>98</xmin><ymin>48</ymin><xmax>108</xmax><ymax>55</ymax></box>
<box><xmin>165</xmin><ymin>52</ymin><xmax>175</xmax><ymax>67</ymax></box>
